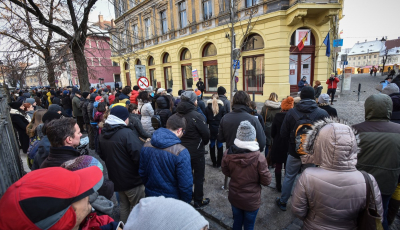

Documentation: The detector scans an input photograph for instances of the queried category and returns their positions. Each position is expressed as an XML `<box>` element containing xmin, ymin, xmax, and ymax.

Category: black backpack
<box><xmin>290</xmin><ymin>109</ymin><xmax>322</xmax><ymax>156</ymax></box>
<box><xmin>151</xmin><ymin>111</ymin><xmax>162</xmax><ymax>130</ymax></box>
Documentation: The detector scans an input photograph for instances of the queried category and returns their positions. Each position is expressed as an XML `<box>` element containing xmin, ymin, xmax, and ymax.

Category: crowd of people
<box><xmin>1</xmin><ymin>73</ymin><xmax>400</xmax><ymax>230</ymax></box>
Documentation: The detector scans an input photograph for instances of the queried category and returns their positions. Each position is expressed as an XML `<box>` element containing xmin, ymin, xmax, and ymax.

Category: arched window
<box><xmin>203</xmin><ymin>43</ymin><xmax>217</xmax><ymax>57</ymax></box>
<box><xmin>148</xmin><ymin>56</ymin><xmax>155</xmax><ymax>66</ymax></box>
<box><xmin>181</xmin><ymin>48</ymin><xmax>191</xmax><ymax>60</ymax></box>
<box><xmin>163</xmin><ymin>53</ymin><xmax>171</xmax><ymax>63</ymax></box>
<box><xmin>136</xmin><ymin>59</ymin><xmax>141</xmax><ymax>65</ymax></box>
<box><xmin>124</xmin><ymin>62</ymin><xmax>129</xmax><ymax>70</ymax></box>
<box><xmin>242</xmin><ymin>34</ymin><xmax>264</xmax><ymax>51</ymax></box>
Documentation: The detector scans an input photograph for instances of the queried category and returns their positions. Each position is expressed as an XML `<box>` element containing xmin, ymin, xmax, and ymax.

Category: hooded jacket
<box><xmin>353</xmin><ymin>94</ymin><xmax>400</xmax><ymax>195</ymax></box>
<box><xmin>88</xmin><ymin>93</ymin><xmax>97</xmax><ymax>123</ymax></box>
<box><xmin>130</xmin><ymin>90</ymin><xmax>139</xmax><ymax>105</ymax></box>
<box><xmin>62</xmin><ymin>94</ymin><xmax>72</xmax><ymax>110</ymax></box>
<box><xmin>292</xmin><ymin>120</ymin><xmax>383</xmax><ymax>230</ymax></box>
<box><xmin>72</xmin><ymin>95</ymin><xmax>83</xmax><ymax>117</ymax></box>
<box><xmin>10</xmin><ymin>109</ymin><xmax>30</xmax><ymax>153</ymax></box>
<box><xmin>390</xmin><ymin>93</ymin><xmax>400</xmax><ymax>124</ymax></box>
<box><xmin>46</xmin><ymin>91</ymin><xmax>52</xmax><ymax>105</ymax></box>
<box><xmin>155</xmin><ymin>96</ymin><xmax>172</xmax><ymax>128</ymax></box>
<box><xmin>260</xmin><ymin>100</ymin><xmax>281</xmax><ymax>145</ymax></box>
<box><xmin>221</xmin><ymin>145</ymin><xmax>271</xmax><ymax>212</ymax></box>
<box><xmin>98</xmin><ymin>116</ymin><xmax>143</xmax><ymax>191</ymax></box>
<box><xmin>280</xmin><ymin>99</ymin><xmax>329</xmax><ymax>159</ymax></box>
<box><xmin>205</xmin><ymin>99</ymin><xmax>226</xmax><ymax>140</ymax></box>
<box><xmin>128</xmin><ymin>113</ymin><xmax>151</xmax><ymax>139</ymax></box>
<box><xmin>40</xmin><ymin>146</ymin><xmax>80</xmax><ymax>169</ymax></box>
<box><xmin>218</xmin><ymin>94</ymin><xmax>231</xmax><ymax>113</ymax></box>
<box><xmin>139</xmin><ymin>128</ymin><xmax>193</xmax><ymax>203</ymax></box>
<box><xmin>176</xmin><ymin>100</ymin><xmax>210</xmax><ymax>159</ymax></box>
<box><xmin>118</xmin><ymin>93</ymin><xmax>130</xmax><ymax>105</ymax></box>
<box><xmin>139</xmin><ymin>100</ymin><xmax>155</xmax><ymax>135</ymax></box>
<box><xmin>218</xmin><ymin>104</ymin><xmax>266</xmax><ymax>151</ymax></box>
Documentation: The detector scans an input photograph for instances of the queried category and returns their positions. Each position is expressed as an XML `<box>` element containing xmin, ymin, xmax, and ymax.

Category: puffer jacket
<box><xmin>72</xmin><ymin>95</ymin><xmax>83</xmax><ymax>117</ymax></box>
<box><xmin>390</xmin><ymin>93</ymin><xmax>400</xmax><ymax>124</ymax></box>
<box><xmin>82</xmin><ymin>99</ymin><xmax>90</xmax><ymax>124</ymax></box>
<box><xmin>139</xmin><ymin>128</ymin><xmax>193</xmax><ymax>203</ymax></box>
<box><xmin>119</xmin><ymin>93</ymin><xmax>130</xmax><ymax>105</ymax></box>
<box><xmin>155</xmin><ymin>96</ymin><xmax>172</xmax><ymax>128</ymax></box>
<box><xmin>130</xmin><ymin>90</ymin><xmax>139</xmax><ymax>105</ymax></box>
<box><xmin>221</xmin><ymin>144</ymin><xmax>271</xmax><ymax>212</ymax></box>
<box><xmin>139</xmin><ymin>101</ymin><xmax>155</xmax><ymax>135</ymax></box>
<box><xmin>353</xmin><ymin>94</ymin><xmax>400</xmax><ymax>195</ymax></box>
<box><xmin>205</xmin><ymin>99</ymin><xmax>226</xmax><ymax>140</ymax></box>
<box><xmin>128</xmin><ymin>113</ymin><xmax>151</xmax><ymax>139</ymax></box>
<box><xmin>260</xmin><ymin>100</ymin><xmax>281</xmax><ymax>145</ymax></box>
<box><xmin>292</xmin><ymin>120</ymin><xmax>383</xmax><ymax>230</ymax></box>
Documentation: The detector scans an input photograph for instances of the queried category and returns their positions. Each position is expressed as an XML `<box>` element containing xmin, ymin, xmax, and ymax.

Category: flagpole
<box><xmin>292</xmin><ymin>30</ymin><xmax>309</xmax><ymax>53</ymax></box>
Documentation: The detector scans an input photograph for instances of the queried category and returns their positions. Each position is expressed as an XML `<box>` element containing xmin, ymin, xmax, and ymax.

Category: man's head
<box><xmin>122</xmin><ymin>86</ymin><xmax>132</xmax><ymax>96</ymax></box>
<box><xmin>166</xmin><ymin>114</ymin><xmax>186</xmax><ymax>138</ymax></box>
<box><xmin>133</xmin><ymin>85</ymin><xmax>140</xmax><ymax>91</ymax></box>
<box><xmin>300</xmin><ymin>86</ymin><xmax>315</xmax><ymax>100</ymax></box>
<box><xmin>217</xmin><ymin>86</ymin><xmax>226</xmax><ymax>96</ymax></box>
<box><xmin>157</xmin><ymin>88</ymin><xmax>165</xmax><ymax>94</ymax></box>
<box><xmin>47</xmin><ymin>118</ymin><xmax>82</xmax><ymax>148</ymax></box>
<box><xmin>128</xmin><ymin>103</ymin><xmax>138</xmax><ymax>114</ymax></box>
<box><xmin>382</xmin><ymin>83</ymin><xmax>399</xmax><ymax>96</ymax></box>
<box><xmin>302</xmin><ymin>76</ymin><xmax>307</xmax><ymax>81</ymax></box>
<box><xmin>232</xmin><ymin>91</ymin><xmax>250</xmax><ymax>107</ymax></box>
<box><xmin>365</xmin><ymin>94</ymin><xmax>393</xmax><ymax>121</ymax></box>
<box><xmin>110</xmin><ymin>105</ymin><xmax>130</xmax><ymax>125</ymax></box>
<box><xmin>181</xmin><ymin>91</ymin><xmax>198</xmax><ymax>106</ymax></box>
<box><xmin>0</xmin><ymin>167</ymin><xmax>103</xmax><ymax>230</ymax></box>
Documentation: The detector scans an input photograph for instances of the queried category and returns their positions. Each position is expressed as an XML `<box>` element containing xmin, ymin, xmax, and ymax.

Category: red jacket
<box><xmin>326</xmin><ymin>77</ymin><xmax>340</xmax><ymax>89</ymax></box>
<box><xmin>108</xmin><ymin>95</ymin><xmax>115</xmax><ymax>105</ymax></box>
<box><xmin>80</xmin><ymin>212</ymin><xmax>114</xmax><ymax>230</ymax></box>
<box><xmin>130</xmin><ymin>90</ymin><xmax>139</xmax><ymax>105</ymax></box>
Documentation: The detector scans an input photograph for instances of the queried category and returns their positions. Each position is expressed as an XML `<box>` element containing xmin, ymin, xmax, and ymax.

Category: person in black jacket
<box><xmin>127</xmin><ymin>104</ymin><xmax>151</xmax><ymax>140</ymax></box>
<box><xmin>62</xmin><ymin>90</ymin><xmax>72</xmax><ymax>117</ymax></box>
<box><xmin>276</xmin><ymin>86</ymin><xmax>329</xmax><ymax>211</ymax></box>
<box><xmin>9</xmin><ymin>101</ymin><xmax>31</xmax><ymax>153</ymax></box>
<box><xmin>196</xmin><ymin>78</ymin><xmax>205</xmax><ymax>100</ymax></box>
<box><xmin>87</xmin><ymin>93</ymin><xmax>97</xmax><ymax>150</ymax></box>
<box><xmin>205</xmin><ymin>94</ymin><xmax>226</xmax><ymax>168</ymax></box>
<box><xmin>98</xmin><ymin>106</ymin><xmax>145</xmax><ymax>223</ymax></box>
<box><xmin>176</xmin><ymin>91</ymin><xmax>210</xmax><ymax>209</ymax></box>
<box><xmin>218</xmin><ymin>91</ymin><xmax>266</xmax><ymax>152</ymax></box>
<box><xmin>81</xmin><ymin>92</ymin><xmax>91</xmax><ymax>137</ymax></box>
<box><xmin>52</xmin><ymin>90</ymin><xmax>62</xmax><ymax>106</ymax></box>
<box><xmin>317</xmin><ymin>94</ymin><xmax>337</xmax><ymax>117</ymax></box>
<box><xmin>155</xmin><ymin>96</ymin><xmax>172</xmax><ymax>128</ymax></box>
<box><xmin>40</xmin><ymin>117</ymin><xmax>82</xmax><ymax>169</ymax></box>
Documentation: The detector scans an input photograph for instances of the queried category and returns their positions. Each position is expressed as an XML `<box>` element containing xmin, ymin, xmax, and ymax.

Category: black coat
<box><xmin>128</xmin><ymin>113</ymin><xmax>152</xmax><ymax>139</ymax></box>
<box><xmin>62</xmin><ymin>95</ymin><xmax>72</xmax><ymax>110</ymax></box>
<box><xmin>218</xmin><ymin>104</ymin><xmax>266</xmax><ymax>151</ymax></box>
<box><xmin>198</xmin><ymin>100</ymin><xmax>206</xmax><ymax>115</ymax></box>
<box><xmin>82</xmin><ymin>99</ymin><xmax>90</xmax><ymax>124</ymax></box>
<box><xmin>40</xmin><ymin>146</ymin><xmax>80</xmax><ymax>168</ymax></box>
<box><xmin>314</xmin><ymin>85</ymin><xmax>323</xmax><ymax>99</ymax></box>
<box><xmin>270</xmin><ymin>112</ymin><xmax>289</xmax><ymax>164</ymax></box>
<box><xmin>52</xmin><ymin>96</ymin><xmax>62</xmax><ymax>106</ymax></box>
<box><xmin>319</xmin><ymin>105</ymin><xmax>337</xmax><ymax>117</ymax></box>
<box><xmin>10</xmin><ymin>111</ymin><xmax>30</xmax><ymax>153</ymax></box>
<box><xmin>98</xmin><ymin>123</ymin><xmax>143</xmax><ymax>191</ymax></box>
<box><xmin>205</xmin><ymin>99</ymin><xmax>226</xmax><ymax>140</ymax></box>
<box><xmin>155</xmin><ymin>96</ymin><xmax>172</xmax><ymax>128</ymax></box>
<box><xmin>196</xmin><ymin>81</ymin><xmax>205</xmax><ymax>91</ymax></box>
<box><xmin>31</xmin><ymin>136</ymin><xmax>50</xmax><ymax>170</ymax></box>
<box><xmin>176</xmin><ymin>100</ymin><xmax>210</xmax><ymax>159</ymax></box>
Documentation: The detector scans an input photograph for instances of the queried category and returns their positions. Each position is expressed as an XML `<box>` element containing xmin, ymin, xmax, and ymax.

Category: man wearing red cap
<box><xmin>0</xmin><ymin>166</ymin><xmax>104</xmax><ymax>230</ymax></box>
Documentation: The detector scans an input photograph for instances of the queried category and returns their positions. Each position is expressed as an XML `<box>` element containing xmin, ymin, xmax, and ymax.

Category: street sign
<box><xmin>233</xmin><ymin>60</ymin><xmax>240</xmax><ymax>69</ymax></box>
<box><xmin>135</xmin><ymin>65</ymin><xmax>146</xmax><ymax>79</ymax></box>
<box><xmin>334</xmin><ymin>47</ymin><xmax>342</xmax><ymax>52</ymax></box>
<box><xmin>333</xmin><ymin>39</ymin><xmax>343</xmax><ymax>47</ymax></box>
<box><xmin>344</xmin><ymin>61</ymin><xmax>348</xmax><ymax>65</ymax></box>
<box><xmin>137</xmin><ymin>77</ymin><xmax>149</xmax><ymax>90</ymax></box>
<box><xmin>235</xmin><ymin>76</ymin><xmax>239</xmax><ymax>83</ymax></box>
<box><xmin>341</xmin><ymin>54</ymin><xmax>348</xmax><ymax>62</ymax></box>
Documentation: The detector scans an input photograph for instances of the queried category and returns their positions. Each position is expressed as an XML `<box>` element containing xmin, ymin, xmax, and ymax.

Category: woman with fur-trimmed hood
<box><xmin>260</xmin><ymin>93</ymin><xmax>281</xmax><ymax>156</ymax></box>
<box><xmin>291</xmin><ymin>118</ymin><xmax>383</xmax><ymax>229</ymax></box>
<box><xmin>205</xmin><ymin>94</ymin><xmax>226</xmax><ymax>167</ymax></box>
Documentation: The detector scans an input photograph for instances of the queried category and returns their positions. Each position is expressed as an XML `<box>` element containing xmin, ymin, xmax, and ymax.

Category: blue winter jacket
<box><xmin>298</xmin><ymin>80</ymin><xmax>309</xmax><ymax>91</ymax></box>
<box><xmin>139</xmin><ymin>128</ymin><xmax>193</xmax><ymax>203</ymax></box>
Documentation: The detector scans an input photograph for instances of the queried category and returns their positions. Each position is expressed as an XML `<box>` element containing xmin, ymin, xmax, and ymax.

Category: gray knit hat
<box><xmin>181</xmin><ymin>91</ymin><xmax>197</xmax><ymax>103</ymax></box>
<box><xmin>236</xmin><ymin>120</ymin><xmax>256</xmax><ymax>141</ymax></box>
<box><xmin>124</xmin><ymin>196</ymin><xmax>209</xmax><ymax>230</ymax></box>
<box><xmin>25</xmin><ymin>98</ymin><xmax>35</xmax><ymax>105</ymax></box>
<box><xmin>318</xmin><ymin>94</ymin><xmax>330</xmax><ymax>104</ymax></box>
<box><xmin>382</xmin><ymin>83</ymin><xmax>400</xmax><ymax>96</ymax></box>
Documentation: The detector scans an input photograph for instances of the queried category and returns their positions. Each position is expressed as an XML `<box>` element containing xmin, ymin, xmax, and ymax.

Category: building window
<box><xmin>163</xmin><ymin>53</ymin><xmax>171</xmax><ymax>63</ymax></box>
<box><xmin>112</xmin><ymin>35</ymin><xmax>119</xmax><ymax>50</ymax></box>
<box><xmin>149</xmin><ymin>56</ymin><xmax>155</xmax><ymax>66</ymax></box>
<box><xmin>113</xmin><ymin>61</ymin><xmax>119</xmax><ymax>66</ymax></box>
<box><xmin>182</xmin><ymin>65</ymin><xmax>193</xmax><ymax>90</ymax></box>
<box><xmin>244</xmin><ymin>55</ymin><xmax>264</xmax><ymax>93</ymax></box>
<box><xmin>161</xmin><ymin>11</ymin><xmax>168</xmax><ymax>34</ymax></box>
<box><xmin>144</xmin><ymin>18</ymin><xmax>151</xmax><ymax>40</ymax></box>
<box><xmin>242</xmin><ymin>34</ymin><xmax>264</xmax><ymax>51</ymax></box>
<box><xmin>364</xmin><ymin>56</ymin><xmax>366</xmax><ymax>59</ymax></box>
<box><xmin>129</xmin><ymin>0</ymin><xmax>136</xmax><ymax>8</ymax></box>
<box><xmin>203</xmin><ymin>60</ymin><xmax>218</xmax><ymax>92</ymax></box>
<box><xmin>119</xmin><ymin>0</ymin><xmax>125</xmax><ymax>15</ymax></box>
<box><xmin>358</xmin><ymin>57</ymin><xmax>360</xmax><ymax>60</ymax></box>
<box><xmin>181</xmin><ymin>48</ymin><xmax>191</xmax><ymax>60</ymax></box>
<box><xmin>203</xmin><ymin>0</ymin><xmax>212</xmax><ymax>20</ymax></box>
<box><xmin>374</xmin><ymin>55</ymin><xmax>377</xmax><ymax>58</ymax></box>
<box><xmin>246</xmin><ymin>0</ymin><xmax>257</xmax><ymax>7</ymax></box>
<box><xmin>164</xmin><ymin>67</ymin><xmax>173</xmax><ymax>89</ymax></box>
<box><xmin>369</xmin><ymin>55</ymin><xmax>371</xmax><ymax>59</ymax></box>
<box><xmin>358</xmin><ymin>62</ymin><xmax>360</xmax><ymax>65</ymax></box>
<box><xmin>203</xmin><ymin>43</ymin><xmax>217</xmax><ymax>57</ymax></box>
<box><xmin>149</xmin><ymin>69</ymin><xmax>156</xmax><ymax>87</ymax></box>
<box><xmin>136</xmin><ymin>59</ymin><xmax>141</xmax><ymax>65</ymax></box>
<box><xmin>132</xmin><ymin>24</ymin><xmax>138</xmax><ymax>44</ymax></box>
<box><xmin>179</xmin><ymin>1</ymin><xmax>187</xmax><ymax>28</ymax></box>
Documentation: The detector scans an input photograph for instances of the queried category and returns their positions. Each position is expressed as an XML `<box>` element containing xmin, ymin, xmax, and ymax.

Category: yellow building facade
<box><xmin>112</xmin><ymin>0</ymin><xmax>343</xmax><ymax>101</ymax></box>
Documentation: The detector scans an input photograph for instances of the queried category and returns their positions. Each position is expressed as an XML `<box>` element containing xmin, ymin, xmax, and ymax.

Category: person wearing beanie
<box><xmin>9</xmin><ymin>101</ymin><xmax>30</xmax><ymax>153</ymax></box>
<box><xmin>124</xmin><ymin>196</ymin><xmax>209</xmax><ymax>230</ymax></box>
<box><xmin>292</xmin><ymin>118</ymin><xmax>383</xmax><ymax>230</ymax></box>
<box><xmin>276</xmin><ymin>86</ymin><xmax>328</xmax><ymax>211</ymax></box>
<box><xmin>326</xmin><ymin>73</ymin><xmax>340</xmax><ymax>105</ymax></box>
<box><xmin>31</xmin><ymin>111</ymin><xmax>63</xmax><ymax>171</ymax></box>
<box><xmin>25</xmin><ymin>98</ymin><xmax>36</xmax><ymax>108</ymax></box>
<box><xmin>221</xmin><ymin>120</ymin><xmax>271</xmax><ymax>230</ymax></box>
<box><xmin>130</xmin><ymin>86</ymin><xmax>140</xmax><ymax>105</ymax></box>
<box><xmin>382</xmin><ymin>83</ymin><xmax>400</xmax><ymax>96</ymax></box>
<box><xmin>196</xmin><ymin>78</ymin><xmax>205</xmax><ymax>100</ymax></box>
<box><xmin>176</xmin><ymin>90</ymin><xmax>211</xmax><ymax>208</ymax></box>
<box><xmin>270</xmin><ymin>97</ymin><xmax>294</xmax><ymax>192</ymax></box>
<box><xmin>318</xmin><ymin>93</ymin><xmax>337</xmax><ymax>117</ymax></box>
<box><xmin>98</xmin><ymin>106</ymin><xmax>145</xmax><ymax>223</ymax></box>
<box><xmin>218</xmin><ymin>86</ymin><xmax>231</xmax><ymax>113</ymax></box>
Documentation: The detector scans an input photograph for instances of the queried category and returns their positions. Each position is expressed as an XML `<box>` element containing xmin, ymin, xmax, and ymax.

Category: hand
<box><xmin>145</xmin><ymin>138</ymin><xmax>151</xmax><ymax>142</ymax></box>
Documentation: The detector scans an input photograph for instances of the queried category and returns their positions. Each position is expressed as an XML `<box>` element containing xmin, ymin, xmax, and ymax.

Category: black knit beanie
<box><xmin>300</xmin><ymin>86</ymin><xmax>315</xmax><ymax>100</ymax></box>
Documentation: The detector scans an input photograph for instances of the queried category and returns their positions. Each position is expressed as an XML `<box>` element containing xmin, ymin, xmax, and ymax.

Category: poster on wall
<box><xmin>295</xmin><ymin>29</ymin><xmax>311</xmax><ymax>46</ymax></box>
<box><xmin>343</xmin><ymin>69</ymin><xmax>352</xmax><ymax>90</ymax></box>
<box><xmin>192</xmin><ymin>69</ymin><xmax>199</xmax><ymax>82</ymax></box>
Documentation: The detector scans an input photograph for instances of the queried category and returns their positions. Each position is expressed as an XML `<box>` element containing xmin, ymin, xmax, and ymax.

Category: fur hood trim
<box><xmin>207</xmin><ymin>99</ymin><xmax>224</xmax><ymax>106</ymax></box>
<box><xmin>264</xmin><ymin>100</ymin><xmax>281</xmax><ymax>109</ymax></box>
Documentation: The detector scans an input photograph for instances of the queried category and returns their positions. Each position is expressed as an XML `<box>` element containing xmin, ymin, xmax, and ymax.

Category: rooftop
<box><xmin>385</xmin><ymin>38</ymin><xmax>400</xmax><ymax>50</ymax></box>
<box><xmin>349</xmin><ymin>40</ymin><xmax>384</xmax><ymax>55</ymax></box>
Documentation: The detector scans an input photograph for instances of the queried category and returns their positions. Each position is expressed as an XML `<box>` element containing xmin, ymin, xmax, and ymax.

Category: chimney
<box><xmin>111</xmin><ymin>19</ymin><xmax>114</xmax><ymax>28</ymax></box>
<box><xmin>98</xmin><ymin>15</ymin><xmax>104</xmax><ymax>23</ymax></box>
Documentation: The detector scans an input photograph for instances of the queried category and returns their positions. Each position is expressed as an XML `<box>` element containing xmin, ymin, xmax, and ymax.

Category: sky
<box><xmin>90</xmin><ymin>0</ymin><xmax>400</xmax><ymax>49</ymax></box>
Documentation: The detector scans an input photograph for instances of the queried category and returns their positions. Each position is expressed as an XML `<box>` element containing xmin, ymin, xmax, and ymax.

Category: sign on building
<box><xmin>333</xmin><ymin>39</ymin><xmax>343</xmax><ymax>47</ymax></box>
<box><xmin>135</xmin><ymin>65</ymin><xmax>146</xmax><ymax>79</ymax></box>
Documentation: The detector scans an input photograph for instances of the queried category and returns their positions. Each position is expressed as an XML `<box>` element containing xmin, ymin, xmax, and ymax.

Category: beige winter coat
<box><xmin>291</xmin><ymin>121</ymin><xmax>383</xmax><ymax>230</ymax></box>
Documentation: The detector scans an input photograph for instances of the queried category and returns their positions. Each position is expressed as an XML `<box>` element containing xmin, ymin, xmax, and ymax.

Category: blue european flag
<box><xmin>323</xmin><ymin>33</ymin><xmax>330</xmax><ymax>57</ymax></box>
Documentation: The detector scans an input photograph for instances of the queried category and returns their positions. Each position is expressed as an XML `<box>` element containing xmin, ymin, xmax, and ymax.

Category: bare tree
<box><xmin>2</xmin><ymin>52</ymin><xmax>31</xmax><ymax>88</ymax></box>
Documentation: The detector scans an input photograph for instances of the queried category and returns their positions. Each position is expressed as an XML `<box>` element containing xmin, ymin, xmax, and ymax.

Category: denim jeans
<box><xmin>65</xmin><ymin>108</ymin><xmax>72</xmax><ymax>117</ymax></box>
<box><xmin>382</xmin><ymin>194</ymin><xmax>391</xmax><ymax>230</ymax></box>
<box><xmin>280</xmin><ymin>154</ymin><xmax>314</xmax><ymax>203</ymax></box>
<box><xmin>118</xmin><ymin>184</ymin><xmax>145</xmax><ymax>223</ymax></box>
<box><xmin>231</xmin><ymin>205</ymin><xmax>259</xmax><ymax>230</ymax></box>
<box><xmin>210</xmin><ymin>139</ymin><xmax>223</xmax><ymax>148</ymax></box>
<box><xmin>264</xmin><ymin>145</ymin><xmax>270</xmax><ymax>158</ymax></box>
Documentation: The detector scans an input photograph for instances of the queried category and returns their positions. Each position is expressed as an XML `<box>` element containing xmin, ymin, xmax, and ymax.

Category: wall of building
<box><xmin>348</xmin><ymin>53</ymin><xmax>380</xmax><ymax>67</ymax></box>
